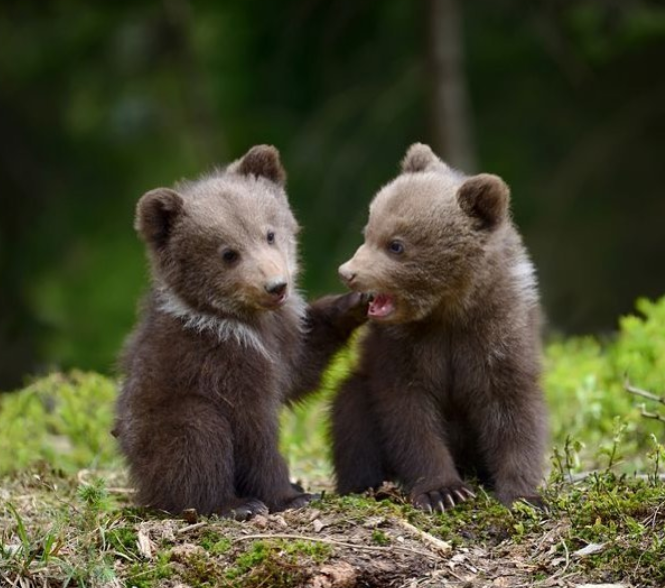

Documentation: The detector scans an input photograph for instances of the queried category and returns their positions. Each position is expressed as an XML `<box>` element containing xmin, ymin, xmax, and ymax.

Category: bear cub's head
<box><xmin>339</xmin><ymin>143</ymin><xmax>511</xmax><ymax>323</ymax></box>
<box><xmin>136</xmin><ymin>145</ymin><xmax>299</xmax><ymax>318</ymax></box>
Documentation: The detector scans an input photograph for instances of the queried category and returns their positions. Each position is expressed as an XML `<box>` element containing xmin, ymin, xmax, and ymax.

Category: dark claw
<box><xmin>224</xmin><ymin>499</ymin><xmax>268</xmax><ymax>521</ymax></box>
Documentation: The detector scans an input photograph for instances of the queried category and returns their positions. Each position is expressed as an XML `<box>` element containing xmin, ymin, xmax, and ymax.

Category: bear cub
<box><xmin>333</xmin><ymin>143</ymin><xmax>548</xmax><ymax>512</ymax></box>
<box><xmin>115</xmin><ymin>145</ymin><xmax>366</xmax><ymax>519</ymax></box>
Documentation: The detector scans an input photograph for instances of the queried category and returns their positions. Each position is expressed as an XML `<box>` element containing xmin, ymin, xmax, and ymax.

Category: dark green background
<box><xmin>1</xmin><ymin>0</ymin><xmax>664</xmax><ymax>389</ymax></box>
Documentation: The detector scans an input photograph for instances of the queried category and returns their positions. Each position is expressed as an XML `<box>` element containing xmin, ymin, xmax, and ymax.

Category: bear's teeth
<box><xmin>368</xmin><ymin>293</ymin><xmax>395</xmax><ymax>318</ymax></box>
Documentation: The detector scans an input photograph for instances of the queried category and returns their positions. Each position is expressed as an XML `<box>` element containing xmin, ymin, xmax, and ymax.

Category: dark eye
<box><xmin>388</xmin><ymin>240</ymin><xmax>404</xmax><ymax>255</ymax></box>
<box><xmin>222</xmin><ymin>249</ymin><xmax>239</xmax><ymax>264</ymax></box>
<box><xmin>267</xmin><ymin>231</ymin><xmax>275</xmax><ymax>244</ymax></box>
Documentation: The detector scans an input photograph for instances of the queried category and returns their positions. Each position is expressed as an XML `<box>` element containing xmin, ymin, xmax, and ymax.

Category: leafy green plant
<box><xmin>545</xmin><ymin>295</ymin><xmax>665</xmax><ymax>472</ymax></box>
<box><xmin>0</xmin><ymin>371</ymin><xmax>118</xmax><ymax>474</ymax></box>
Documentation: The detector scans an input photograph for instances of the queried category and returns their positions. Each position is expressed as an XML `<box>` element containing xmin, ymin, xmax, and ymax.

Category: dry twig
<box><xmin>396</xmin><ymin>520</ymin><xmax>452</xmax><ymax>554</ymax></box>
<box><xmin>625</xmin><ymin>380</ymin><xmax>665</xmax><ymax>406</ymax></box>
<box><xmin>625</xmin><ymin>379</ymin><xmax>665</xmax><ymax>424</ymax></box>
<box><xmin>176</xmin><ymin>522</ymin><xmax>208</xmax><ymax>535</ymax></box>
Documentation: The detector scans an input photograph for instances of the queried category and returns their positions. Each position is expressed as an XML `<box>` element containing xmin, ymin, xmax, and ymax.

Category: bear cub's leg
<box><xmin>126</xmin><ymin>396</ymin><xmax>265</xmax><ymax>520</ymax></box>
<box><xmin>373</xmin><ymin>389</ymin><xmax>475</xmax><ymax>512</ymax></box>
<box><xmin>232</xmin><ymin>399</ymin><xmax>313</xmax><ymax>513</ymax></box>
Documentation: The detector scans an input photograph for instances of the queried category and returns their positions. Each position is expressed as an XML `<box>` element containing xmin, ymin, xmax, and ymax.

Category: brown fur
<box><xmin>115</xmin><ymin>145</ymin><xmax>366</xmax><ymax>519</ymax></box>
<box><xmin>333</xmin><ymin>143</ymin><xmax>548</xmax><ymax>511</ymax></box>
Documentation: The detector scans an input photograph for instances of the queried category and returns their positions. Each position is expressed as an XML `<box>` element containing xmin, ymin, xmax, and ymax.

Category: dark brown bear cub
<box><xmin>115</xmin><ymin>145</ymin><xmax>366</xmax><ymax>519</ymax></box>
<box><xmin>333</xmin><ymin>143</ymin><xmax>548</xmax><ymax>512</ymax></box>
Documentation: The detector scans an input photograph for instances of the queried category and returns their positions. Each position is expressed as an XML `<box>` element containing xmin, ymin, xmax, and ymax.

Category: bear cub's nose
<box><xmin>265</xmin><ymin>279</ymin><xmax>288</xmax><ymax>297</ymax></box>
<box><xmin>338</xmin><ymin>265</ymin><xmax>356</xmax><ymax>285</ymax></box>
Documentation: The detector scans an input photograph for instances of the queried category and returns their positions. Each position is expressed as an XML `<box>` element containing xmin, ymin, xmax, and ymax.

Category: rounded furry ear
<box><xmin>135</xmin><ymin>188</ymin><xmax>184</xmax><ymax>248</ymax></box>
<box><xmin>236</xmin><ymin>144</ymin><xmax>286</xmax><ymax>186</ymax></box>
<box><xmin>457</xmin><ymin>174</ymin><xmax>510</xmax><ymax>230</ymax></box>
<box><xmin>401</xmin><ymin>143</ymin><xmax>441</xmax><ymax>173</ymax></box>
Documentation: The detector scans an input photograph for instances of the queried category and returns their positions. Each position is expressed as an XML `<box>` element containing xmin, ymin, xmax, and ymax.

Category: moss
<box><xmin>371</xmin><ymin>529</ymin><xmax>390</xmax><ymax>546</ymax></box>
<box><xmin>282</xmin><ymin>539</ymin><xmax>331</xmax><ymax>562</ymax></box>
<box><xmin>106</xmin><ymin>526</ymin><xmax>137</xmax><ymax>554</ymax></box>
<box><xmin>227</xmin><ymin>540</ymin><xmax>270</xmax><ymax>578</ymax></box>
<box><xmin>325</xmin><ymin>493</ymin><xmax>403</xmax><ymax>522</ymax></box>
<box><xmin>199</xmin><ymin>530</ymin><xmax>233</xmax><ymax>555</ymax></box>
<box><xmin>125</xmin><ymin>552</ymin><xmax>173</xmax><ymax>588</ymax></box>
<box><xmin>180</xmin><ymin>551</ymin><xmax>226</xmax><ymax>587</ymax></box>
<box><xmin>224</xmin><ymin>540</ymin><xmax>312</xmax><ymax>587</ymax></box>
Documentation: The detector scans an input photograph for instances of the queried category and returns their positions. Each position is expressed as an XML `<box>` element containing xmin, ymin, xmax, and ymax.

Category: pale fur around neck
<box><xmin>155</xmin><ymin>287</ymin><xmax>306</xmax><ymax>360</ymax></box>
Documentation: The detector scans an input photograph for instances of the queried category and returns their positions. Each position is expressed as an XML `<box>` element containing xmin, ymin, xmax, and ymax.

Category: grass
<box><xmin>1</xmin><ymin>467</ymin><xmax>664</xmax><ymax>586</ymax></box>
<box><xmin>1</xmin><ymin>295</ymin><xmax>665</xmax><ymax>586</ymax></box>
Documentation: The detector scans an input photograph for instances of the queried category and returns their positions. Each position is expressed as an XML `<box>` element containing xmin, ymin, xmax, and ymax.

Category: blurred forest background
<box><xmin>1</xmin><ymin>0</ymin><xmax>664</xmax><ymax>390</ymax></box>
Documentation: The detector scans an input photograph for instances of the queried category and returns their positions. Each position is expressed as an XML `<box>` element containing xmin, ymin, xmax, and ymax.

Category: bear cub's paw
<box><xmin>222</xmin><ymin>499</ymin><xmax>269</xmax><ymax>522</ymax></box>
<box><xmin>279</xmin><ymin>492</ymin><xmax>316</xmax><ymax>512</ymax></box>
<box><xmin>319</xmin><ymin>291</ymin><xmax>370</xmax><ymax>331</ymax></box>
<box><xmin>335</xmin><ymin>291</ymin><xmax>371</xmax><ymax>325</ymax></box>
<box><xmin>412</xmin><ymin>482</ymin><xmax>476</xmax><ymax>513</ymax></box>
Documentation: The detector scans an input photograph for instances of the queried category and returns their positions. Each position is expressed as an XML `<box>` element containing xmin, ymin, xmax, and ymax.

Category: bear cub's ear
<box><xmin>401</xmin><ymin>143</ymin><xmax>441</xmax><ymax>173</ymax></box>
<box><xmin>135</xmin><ymin>188</ymin><xmax>184</xmax><ymax>249</ymax></box>
<box><xmin>457</xmin><ymin>174</ymin><xmax>510</xmax><ymax>230</ymax></box>
<box><xmin>236</xmin><ymin>144</ymin><xmax>286</xmax><ymax>186</ymax></box>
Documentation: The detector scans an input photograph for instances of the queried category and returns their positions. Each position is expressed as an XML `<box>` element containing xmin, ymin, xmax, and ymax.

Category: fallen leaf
<box><xmin>136</xmin><ymin>529</ymin><xmax>154</xmax><ymax>560</ymax></box>
<box><xmin>573</xmin><ymin>542</ymin><xmax>606</xmax><ymax>558</ymax></box>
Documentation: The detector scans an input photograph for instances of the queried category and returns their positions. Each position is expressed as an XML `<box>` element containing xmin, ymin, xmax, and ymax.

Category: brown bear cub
<box><xmin>115</xmin><ymin>145</ymin><xmax>366</xmax><ymax>519</ymax></box>
<box><xmin>333</xmin><ymin>143</ymin><xmax>548</xmax><ymax>512</ymax></box>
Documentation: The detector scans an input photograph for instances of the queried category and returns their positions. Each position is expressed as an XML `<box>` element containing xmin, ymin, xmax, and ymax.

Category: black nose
<box><xmin>265</xmin><ymin>280</ymin><xmax>287</xmax><ymax>296</ymax></box>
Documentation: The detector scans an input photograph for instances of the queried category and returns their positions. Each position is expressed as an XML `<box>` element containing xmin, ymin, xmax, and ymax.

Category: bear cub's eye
<box><xmin>267</xmin><ymin>231</ymin><xmax>276</xmax><ymax>245</ymax></box>
<box><xmin>388</xmin><ymin>240</ymin><xmax>405</xmax><ymax>255</ymax></box>
<box><xmin>222</xmin><ymin>249</ymin><xmax>240</xmax><ymax>264</ymax></box>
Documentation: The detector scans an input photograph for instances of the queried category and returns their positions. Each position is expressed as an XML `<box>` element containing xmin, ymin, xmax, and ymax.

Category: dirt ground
<box><xmin>0</xmin><ymin>470</ymin><xmax>657</xmax><ymax>588</ymax></box>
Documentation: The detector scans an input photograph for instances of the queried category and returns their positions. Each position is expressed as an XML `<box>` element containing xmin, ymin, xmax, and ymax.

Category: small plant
<box><xmin>371</xmin><ymin>529</ymin><xmax>390</xmax><ymax>545</ymax></box>
<box><xmin>647</xmin><ymin>434</ymin><xmax>665</xmax><ymax>484</ymax></box>
<box><xmin>0</xmin><ymin>502</ymin><xmax>63</xmax><ymax>584</ymax></box>
<box><xmin>552</xmin><ymin>435</ymin><xmax>584</xmax><ymax>482</ymax></box>
<box><xmin>599</xmin><ymin>418</ymin><xmax>628</xmax><ymax>472</ymax></box>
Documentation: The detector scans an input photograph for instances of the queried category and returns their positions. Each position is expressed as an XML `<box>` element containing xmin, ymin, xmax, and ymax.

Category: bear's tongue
<box><xmin>368</xmin><ymin>293</ymin><xmax>395</xmax><ymax>319</ymax></box>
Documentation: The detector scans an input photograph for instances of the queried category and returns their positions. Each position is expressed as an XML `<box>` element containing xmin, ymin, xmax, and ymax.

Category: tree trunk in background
<box><xmin>425</xmin><ymin>0</ymin><xmax>476</xmax><ymax>172</ymax></box>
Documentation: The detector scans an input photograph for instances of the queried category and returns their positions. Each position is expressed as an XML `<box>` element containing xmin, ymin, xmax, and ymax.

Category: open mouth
<box><xmin>367</xmin><ymin>293</ymin><xmax>396</xmax><ymax>319</ymax></box>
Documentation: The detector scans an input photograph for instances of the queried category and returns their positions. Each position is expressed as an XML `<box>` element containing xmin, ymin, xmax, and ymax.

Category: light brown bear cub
<box><xmin>115</xmin><ymin>145</ymin><xmax>366</xmax><ymax>519</ymax></box>
<box><xmin>333</xmin><ymin>143</ymin><xmax>548</xmax><ymax>512</ymax></box>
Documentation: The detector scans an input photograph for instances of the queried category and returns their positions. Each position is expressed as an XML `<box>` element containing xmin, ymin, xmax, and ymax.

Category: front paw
<box><xmin>221</xmin><ymin>499</ymin><xmax>269</xmax><ymax>521</ymax></box>
<box><xmin>412</xmin><ymin>483</ymin><xmax>475</xmax><ymax>513</ymax></box>
<box><xmin>273</xmin><ymin>492</ymin><xmax>316</xmax><ymax>512</ymax></box>
<box><xmin>331</xmin><ymin>292</ymin><xmax>370</xmax><ymax>329</ymax></box>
